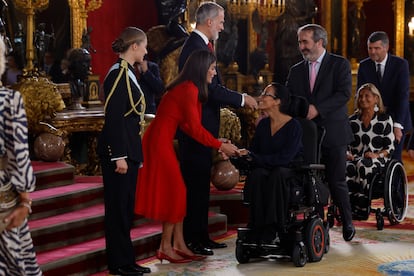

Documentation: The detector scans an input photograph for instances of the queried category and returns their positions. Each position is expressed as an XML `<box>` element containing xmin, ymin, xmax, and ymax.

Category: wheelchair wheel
<box><xmin>235</xmin><ymin>240</ymin><xmax>250</xmax><ymax>264</ymax></box>
<box><xmin>384</xmin><ymin>160</ymin><xmax>408</xmax><ymax>225</ymax></box>
<box><xmin>292</xmin><ymin>241</ymin><xmax>307</xmax><ymax>267</ymax></box>
<box><xmin>304</xmin><ymin>218</ymin><xmax>325</xmax><ymax>262</ymax></box>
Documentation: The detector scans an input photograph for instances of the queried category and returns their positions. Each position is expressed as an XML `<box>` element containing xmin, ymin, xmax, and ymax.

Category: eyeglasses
<box><xmin>260</xmin><ymin>92</ymin><xmax>278</xmax><ymax>99</ymax></box>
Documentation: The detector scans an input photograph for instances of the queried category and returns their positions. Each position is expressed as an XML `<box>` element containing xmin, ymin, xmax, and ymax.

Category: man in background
<box><xmin>357</xmin><ymin>31</ymin><xmax>411</xmax><ymax>162</ymax></box>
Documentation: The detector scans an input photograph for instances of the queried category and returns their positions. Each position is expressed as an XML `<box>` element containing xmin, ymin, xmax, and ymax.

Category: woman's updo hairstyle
<box><xmin>112</xmin><ymin>27</ymin><xmax>146</xmax><ymax>54</ymax></box>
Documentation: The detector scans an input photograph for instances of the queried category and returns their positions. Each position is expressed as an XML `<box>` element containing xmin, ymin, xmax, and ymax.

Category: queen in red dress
<box><xmin>135</xmin><ymin>50</ymin><xmax>238</xmax><ymax>263</ymax></box>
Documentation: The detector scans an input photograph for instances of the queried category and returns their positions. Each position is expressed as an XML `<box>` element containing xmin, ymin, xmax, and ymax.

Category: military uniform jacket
<box><xmin>97</xmin><ymin>59</ymin><xmax>145</xmax><ymax>163</ymax></box>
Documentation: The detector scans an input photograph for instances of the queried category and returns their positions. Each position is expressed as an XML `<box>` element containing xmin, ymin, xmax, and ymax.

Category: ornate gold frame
<box><xmin>394</xmin><ymin>0</ymin><xmax>404</xmax><ymax>57</ymax></box>
<box><xmin>14</xmin><ymin>0</ymin><xmax>103</xmax><ymax>70</ymax></box>
<box><xmin>68</xmin><ymin>0</ymin><xmax>103</xmax><ymax>48</ymax></box>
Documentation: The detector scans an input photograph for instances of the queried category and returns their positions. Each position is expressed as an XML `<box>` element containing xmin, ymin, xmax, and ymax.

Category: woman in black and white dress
<box><xmin>0</xmin><ymin>36</ymin><xmax>42</xmax><ymax>275</ymax></box>
<box><xmin>346</xmin><ymin>83</ymin><xmax>395</xmax><ymax>219</ymax></box>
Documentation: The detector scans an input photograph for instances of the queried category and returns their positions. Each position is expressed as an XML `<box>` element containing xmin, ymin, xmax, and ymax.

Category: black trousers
<box><xmin>392</xmin><ymin>131</ymin><xmax>406</xmax><ymax>162</ymax></box>
<box><xmin>322</xmin><ymin>145</ymin><xmax>353</xmax><ymax>227</ymax></box>
<box><xmin>101</xmin><ymin>158</ymin><xmax>139</xmax><ymax>270</ymax></box>
<box><xmin>182</xmin><ymin>162</ymin><xmax>212</xmax><ymax>244</ymax></box>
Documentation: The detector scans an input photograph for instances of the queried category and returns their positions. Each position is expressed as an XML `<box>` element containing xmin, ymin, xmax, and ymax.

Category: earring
<box><xmin>374</xmin><ymin>104</ymin><xmax>379</xmax><ymax>112</ymax></box>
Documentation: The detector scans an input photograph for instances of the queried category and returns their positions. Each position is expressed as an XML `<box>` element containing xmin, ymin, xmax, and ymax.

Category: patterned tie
<box><xmin>310</xmin><ymin>61</ymin><xmax>317</xmax><ymax>92</ymax></box>
<box><xmin>207</xmin><ymin>41</ymin><xmax>214</xmax><ymax>52</ymax></box>
<box><xmin>377</xmin><ymin>63</ymin><xmax>382</xmax><ymax>82</ymax></box>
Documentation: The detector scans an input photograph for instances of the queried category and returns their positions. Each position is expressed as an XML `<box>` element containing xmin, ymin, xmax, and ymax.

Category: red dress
<box><xmin>135</xmin><ymin>81</ymin><xmax>222</xmax><ymax>223</ymax></box>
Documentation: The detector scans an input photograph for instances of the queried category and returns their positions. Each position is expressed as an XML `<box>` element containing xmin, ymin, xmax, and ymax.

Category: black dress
<box><xmin>245</xmin><ymin>117</ymin><xmax>303</xmax><ymax>241</ymax></box>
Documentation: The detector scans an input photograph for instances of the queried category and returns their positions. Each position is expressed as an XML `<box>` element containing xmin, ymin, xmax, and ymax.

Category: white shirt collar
<box><xmin>193</xmin><ymin>29</ymin><xmax>210</xmax><ymax>45</ymax></box>
<box><xmin>377</xmin><ymin>53</ymin><xmax>388</xmax><ymax>66</ymax></box>
<box><xmin>316</xmin><ymin>49</ymin><xmax>326</xmax><ymax>64</ymax></box>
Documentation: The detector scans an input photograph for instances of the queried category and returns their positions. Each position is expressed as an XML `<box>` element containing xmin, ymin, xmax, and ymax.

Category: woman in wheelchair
<box><xmin>346</xmin><ymin>83</ymin><xmax>395</xmax><ymax>219</ymax></box>
<box><xmin>238</xmin><ymin>82</ymin><xmax>303</xmax><ymax>243</ymax></box>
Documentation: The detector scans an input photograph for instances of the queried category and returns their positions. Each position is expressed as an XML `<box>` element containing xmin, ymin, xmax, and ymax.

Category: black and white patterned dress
<box><xmin>346</xmin><ymin>112</ymin><xmax>395</xmax><ymax>219</ymax></box>
<box><xmin>0</xmin><ymin>88</ymin><xmax>42</xmax><ymax>275</ymax></box>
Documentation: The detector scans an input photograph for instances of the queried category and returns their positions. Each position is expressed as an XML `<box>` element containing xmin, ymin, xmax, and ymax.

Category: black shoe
<box><xmin>109</xmin><ymin>266</ymin><xmax>143</xmax><ymax>276</ymax></box>
<box><xmin>203</xmin><ymin>239</ymin><xmax>227</xmax><ymax>249</ymax></box>
<box><xmin>343</xmin><ymin>224</ymin><xmax>356</xmax><ymax>241</ymax></box>
<box><xmin>132</xmin><ymin>264</ymin><xmax>151</xmax><ymax>274</ymax></box>
<box><xmin>187</xmin><ymin>242</ymin><xmax>214</xmax><ymax>255</ymax></box>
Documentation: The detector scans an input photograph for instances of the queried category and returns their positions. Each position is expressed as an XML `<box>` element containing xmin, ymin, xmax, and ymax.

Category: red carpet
<box><xmin>32</xmin><ymin>161</ymin><xmax>71</xmax><ymax>171</ymax></box>
<box><xmin>36</xmin><ymin>221</ymin><xmax>162</xmax><ymax>264</ymax></box>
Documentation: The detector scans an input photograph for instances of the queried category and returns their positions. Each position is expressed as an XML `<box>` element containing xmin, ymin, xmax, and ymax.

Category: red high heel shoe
<box><xmin>156</xmin><ymin>250</ymin><xmax>192</xmax><ymax>264</ymax></box>
<box><xmin>174</xmin><ymin>249</ymin><xmax>207</xmax><ymax>261</ymax></box>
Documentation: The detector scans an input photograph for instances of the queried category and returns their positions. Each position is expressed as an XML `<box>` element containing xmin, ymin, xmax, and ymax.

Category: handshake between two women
<box><xmin>217</xmin><ymin>138</ymin><xmax>249</xmax><ymax>160</ymax></box>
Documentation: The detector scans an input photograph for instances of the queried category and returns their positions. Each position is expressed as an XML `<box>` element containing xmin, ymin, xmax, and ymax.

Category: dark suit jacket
<box><xmin>357</xmin><ymin>54</ymin><xmax>412</xmax><ymax>131</ymax></box>
<box><xmin>286</xmin><ymin>53</ymin><xmax>354</xmax><ymax>148</ymax></box>
<box><xmin>138</xmin><ymin>60</ymin><xmax>164</xmax><ymax>114</ymax></box>
<box><xmin>178</xmin><ymin>32</ymin><xmax>243</xmax><ymax>166</ymax></box>
<box><xmin>97</xmin><ymin>59</ymin><xmax>144</xmax><ymax>163</ymax></box>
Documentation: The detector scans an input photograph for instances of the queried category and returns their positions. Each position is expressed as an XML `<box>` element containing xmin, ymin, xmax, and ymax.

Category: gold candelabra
<box><xmin>68</xmin><ymin>0</ymin><xmax>103</xmax><ymax>48</ymax></box>
<box><xmin>228</xmin><ymin>0</ymin><xmax>285</xmax><ymax>21</ymax></box>
<box><xmin>14</xmin><ymin>0</ymin><xmax>49</xmax><ymax>71</ymax></box>
<box><xmin>227</xmin><ymin>0</ymin><xmax>285</xmax><ymax>70</ymax></box>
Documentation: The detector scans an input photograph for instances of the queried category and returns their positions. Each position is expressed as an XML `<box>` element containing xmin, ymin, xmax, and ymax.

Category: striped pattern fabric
<box><xmin>0</xmin><ymin>88</ymin><xmax>42</xmax><ymax>275</ymax></box>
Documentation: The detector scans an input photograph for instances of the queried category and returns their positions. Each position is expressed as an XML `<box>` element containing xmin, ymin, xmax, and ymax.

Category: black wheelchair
<box><xmin>328</xmin><ymin>157</ymin><xmax>408</xmax><ymax>230</ymax></box>
<box><xmin>233</xmin><ymin>116</ymin><xmax>330</xmax><ymax>267</ymax></box>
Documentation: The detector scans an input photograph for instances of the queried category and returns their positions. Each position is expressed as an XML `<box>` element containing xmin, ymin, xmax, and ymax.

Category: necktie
<box><xmin>377</xmin><ymin>63</ymin><xmax>382</xmax><ymax>82</ymax></box>
<box><xmin>207</xmin><ymin>41</ymin><xmax>214</xmax><ymax>52</ymax></box>
<box><xmin>310</xmin><ymin>61</ymin><xmax>317</xmax><ymax>92</ymax></box>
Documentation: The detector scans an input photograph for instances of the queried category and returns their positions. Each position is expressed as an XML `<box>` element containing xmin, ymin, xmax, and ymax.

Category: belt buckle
<box><xmin>0</xmin><ymin>189</ymin><xmax>17</xmax><ymax>210</ymax></box>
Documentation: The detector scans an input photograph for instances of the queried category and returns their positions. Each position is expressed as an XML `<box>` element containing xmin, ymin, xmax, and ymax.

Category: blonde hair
<box><xmin>111</xmin><ymin>27</ymin><xmax>146</xmax><ymax>54</ymax></box>
<box><xmin>355</xmin><ymin>83</ymin><xmax>385</xmax><ymax>113</ymax></box>
<box><xmin>0</xmin><ymin>37</ymin><xmax>6</xmax><ymax>77</ymax></box>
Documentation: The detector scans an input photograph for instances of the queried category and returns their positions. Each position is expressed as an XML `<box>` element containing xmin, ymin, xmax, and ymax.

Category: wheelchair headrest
<box><xmin>288</xmin><ymin>95</ymin><xmax>309</xmax><ymax>118</ymax></box>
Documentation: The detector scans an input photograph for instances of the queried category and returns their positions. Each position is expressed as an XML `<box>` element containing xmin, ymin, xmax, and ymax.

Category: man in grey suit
<box><xmin>357</xmin><ymin>31</ymin><xmax>412</xmax><ymax>162</ymax></box>
<box><xmin>286</xmin><ymin>24</ymin><xmax>355</xmax><ymax>241</ymax></box>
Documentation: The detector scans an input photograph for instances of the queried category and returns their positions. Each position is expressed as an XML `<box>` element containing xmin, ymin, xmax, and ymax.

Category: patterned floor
<box><xmin>136</xmin><ymin>153</ymin><xmax>414</xmax><ymax>276</ymax></box>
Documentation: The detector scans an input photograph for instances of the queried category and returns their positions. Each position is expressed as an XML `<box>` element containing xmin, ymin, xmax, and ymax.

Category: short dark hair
<box><xmin>367</xmin><ymin>31</ymin><xmax>389</xmax><ymax>45</ymax></box>
<box><xmin>269</xmin><ymin>82</ymin><xmax>291</xmax><ymax>114</ymax></box>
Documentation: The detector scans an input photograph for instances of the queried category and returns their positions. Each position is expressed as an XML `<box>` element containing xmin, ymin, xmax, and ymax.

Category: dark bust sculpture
<box><xmin>67</xmin><ymin>48</ymin><xmax>91</xmax><ymax>109</ymax></box>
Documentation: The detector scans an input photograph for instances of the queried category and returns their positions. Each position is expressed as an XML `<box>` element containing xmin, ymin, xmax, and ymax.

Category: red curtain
<box><xmin>87</xmin><ymin>0</ymin><xmax>158</xmax><ymax>83</ymax></box>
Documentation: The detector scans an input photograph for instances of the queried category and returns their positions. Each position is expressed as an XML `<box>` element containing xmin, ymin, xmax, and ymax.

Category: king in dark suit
<box><xmin>286</xmin><ymin>24</ymin><xmax>356</xmax><ymax>241</ymax></box>
<box><xmin>178</xmin><ymin>1</ymin><xmax>257</xmax><ymax>255</ymax></box>
<box><xmin>357</xmin><ymin>31</ymin><xmax>412</xmax><ymax>161</ymax></box>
